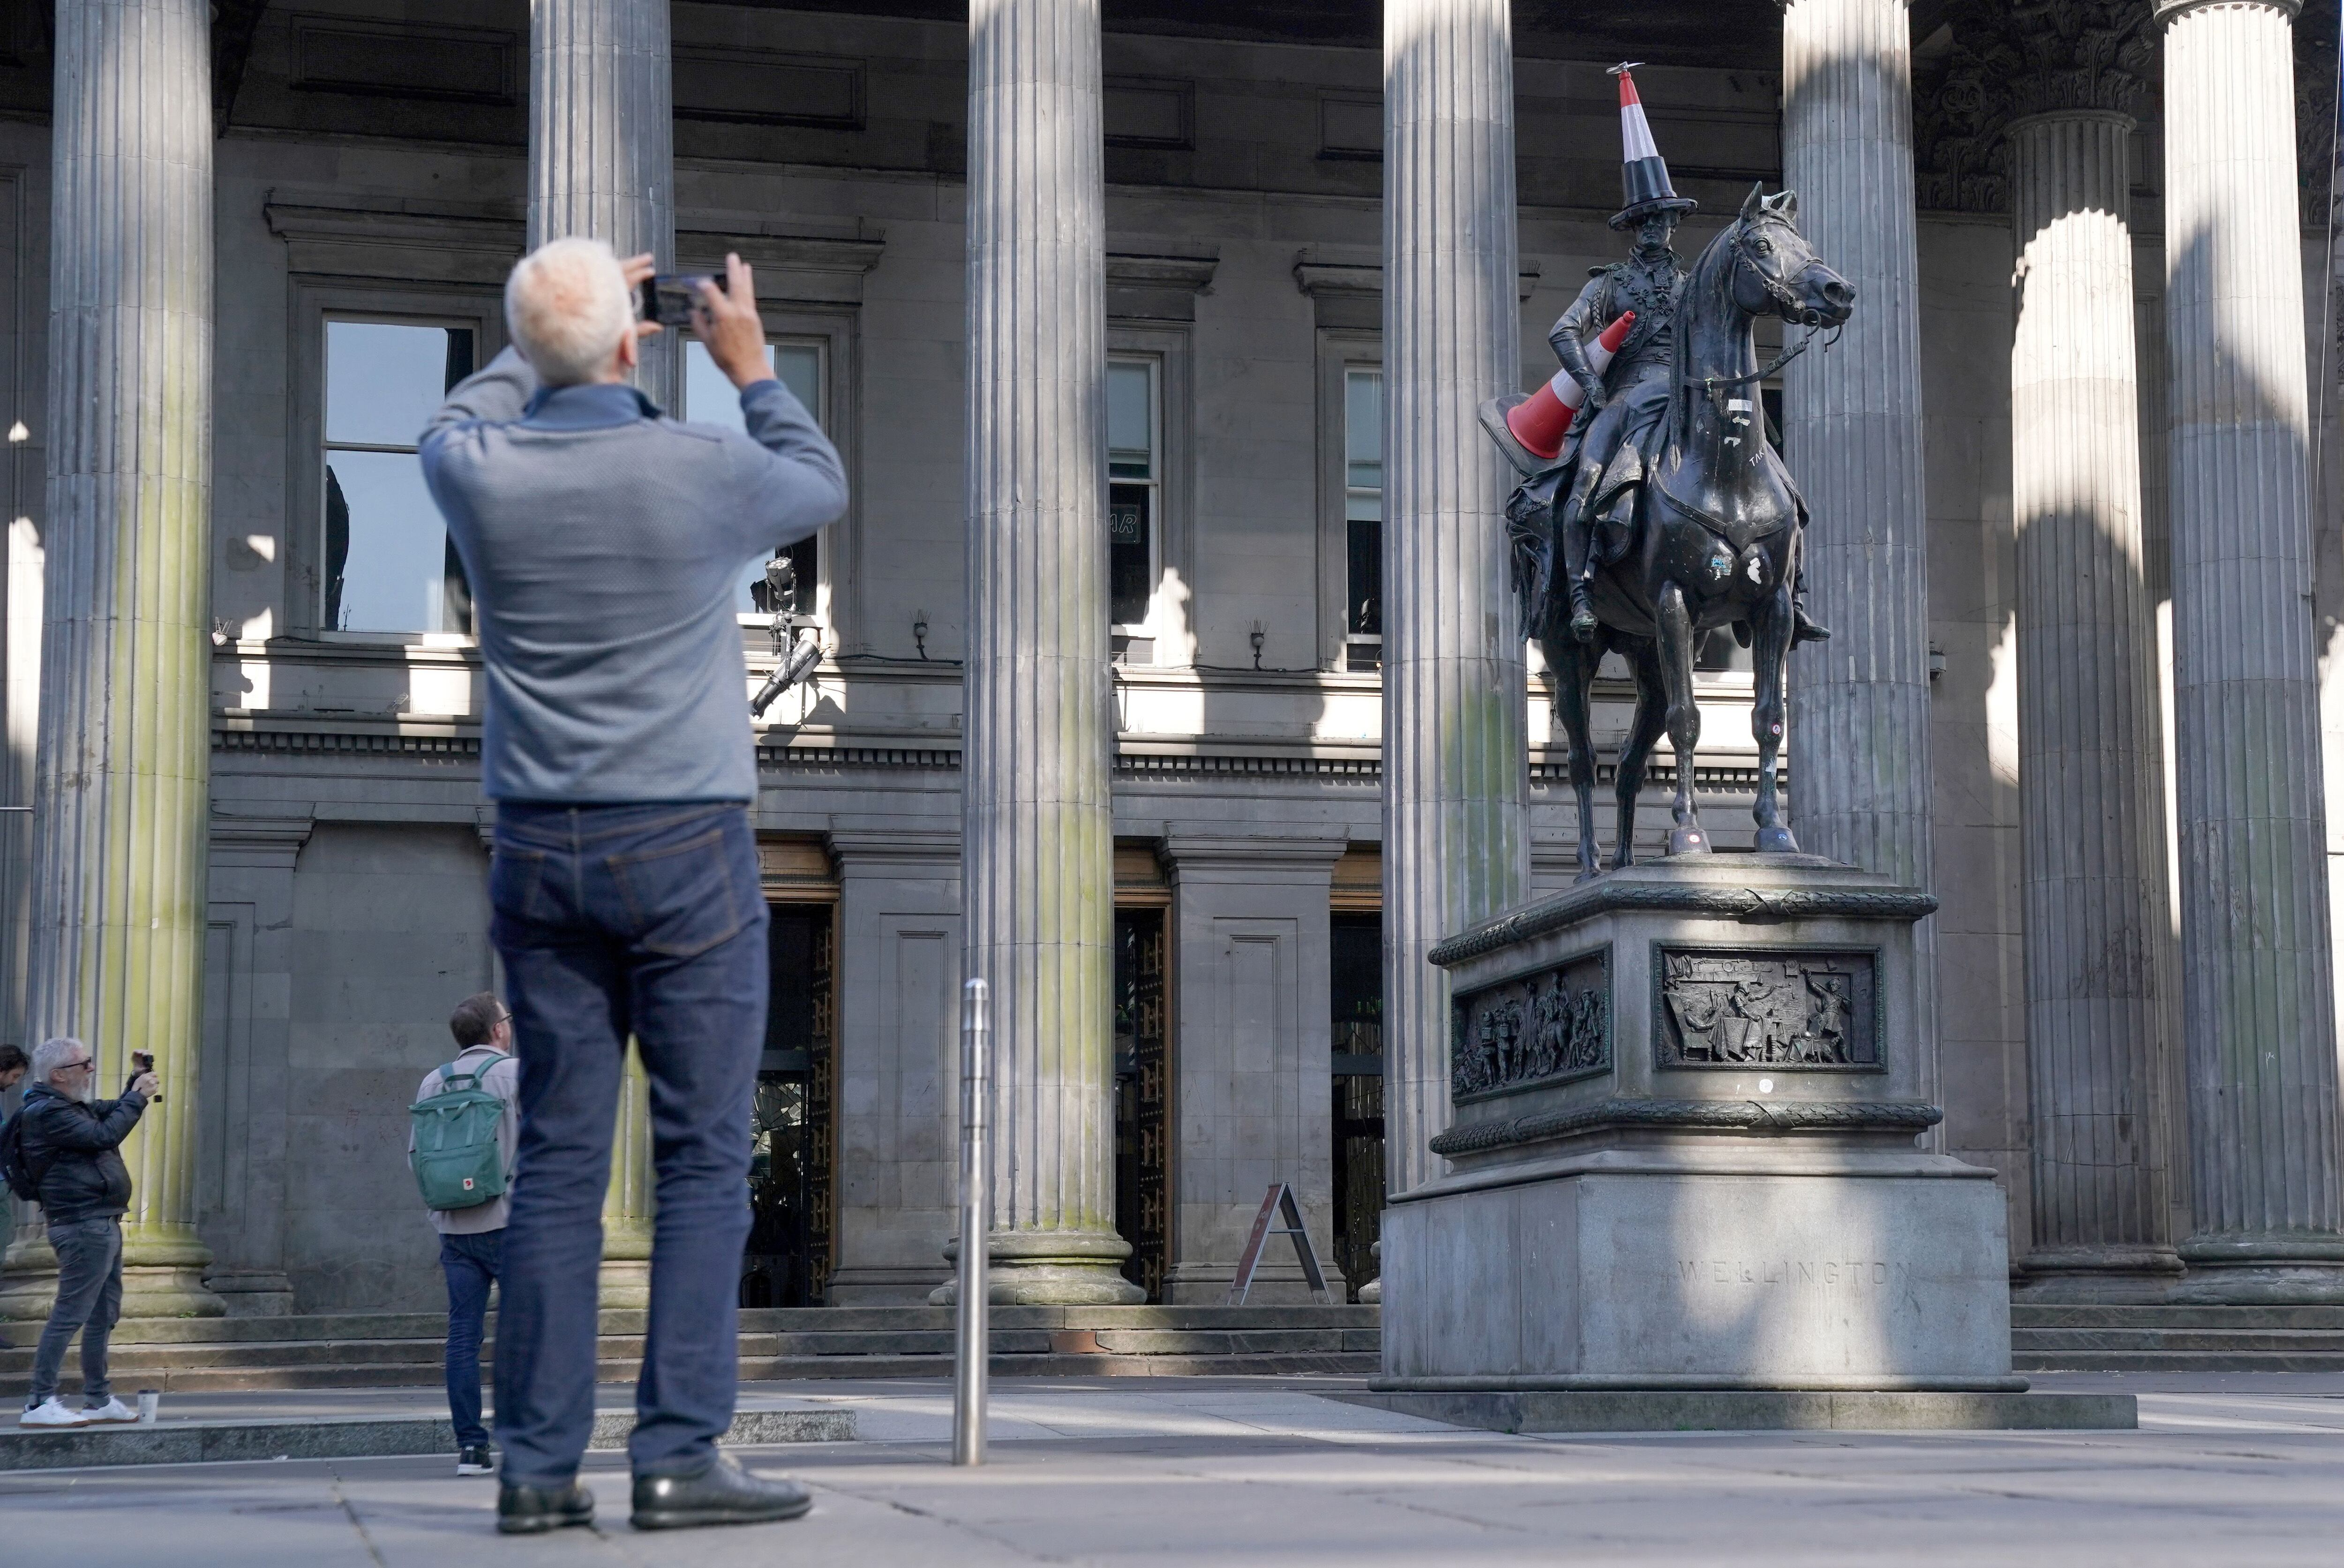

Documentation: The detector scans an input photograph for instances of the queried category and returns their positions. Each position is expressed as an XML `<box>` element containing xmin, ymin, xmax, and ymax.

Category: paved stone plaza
<box><xmin>1</xmin><ymin>1375</ymin><xmax>2338</xmax><ymax>1565</ymax></box>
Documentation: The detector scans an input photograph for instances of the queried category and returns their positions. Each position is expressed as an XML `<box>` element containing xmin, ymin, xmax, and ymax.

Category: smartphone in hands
<box><xmin>639</xmin><ymin>272</ymin><xmax>726</xmax><ymax>329</ymax></box>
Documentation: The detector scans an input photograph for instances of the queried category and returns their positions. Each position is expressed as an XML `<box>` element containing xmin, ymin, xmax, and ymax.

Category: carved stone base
<box><xmin>0</xmin><ymin>1226</ymin><xmax>59</xmax><ymax>1322</ymax></box>
<box><xmin>597</xmin><ymin>1221</ymin><xmax>653</xmax><ymax>1311</ymax></box>
<box><xmin>929</xmin><ymin>1230</ymin><xmax>1145</xmax><ymax>1306</ymax></box>
<box><xmin>2013</xmin><ymin>1245</ymin><xmax>2185</xmax><ymax>1304</ymax></box>
<box><xmin>120</xmin><ymin>1229</ymin><xmax>225</xmax><ymax>1319</ymax></box>
<box><xmin>1385</xmin><ymin>855</ymin><xmax>2018</xmax><ymax>1392</ymax></box>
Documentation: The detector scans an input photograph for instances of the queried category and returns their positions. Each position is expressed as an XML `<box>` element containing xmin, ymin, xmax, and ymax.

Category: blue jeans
<box><xmin>488</xmin><ymin>801</ymin><xmax>766</xmax><ymax>1486</ymax></box>
<box><xmin>29</xmin><ymin>1216</ymin><xmax>121</xmax><ymax>1406</ymax></box>
<box><xmin>440</xmin><ymin>1230</ymin><xmax>502</xmax><ymax>1448</ymax></box>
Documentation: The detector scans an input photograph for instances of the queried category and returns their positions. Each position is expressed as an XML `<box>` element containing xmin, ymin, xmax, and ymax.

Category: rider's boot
<box><xmin>1790</xmin><ymin>568</ymin><xmax>1831</xmax><ymax>644</ymax></box>
<box><xmin>1561</xmin><ymin>467</ymin><xmax>1601</xmax><ymax>643</ymax></box>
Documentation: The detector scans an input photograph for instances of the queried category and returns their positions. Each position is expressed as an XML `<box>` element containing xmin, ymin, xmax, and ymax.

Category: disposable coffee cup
<box><xmin>136</xmin><ymin>1390</ymin><xmax>159</xmax><ymax>1425</ymax></box>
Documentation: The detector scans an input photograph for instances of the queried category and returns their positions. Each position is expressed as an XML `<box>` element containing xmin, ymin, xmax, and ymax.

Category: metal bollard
<box><xmin>952</xmin><ymin>977</ymin><xmax>991</xmax><ymax>1466</ymax></box>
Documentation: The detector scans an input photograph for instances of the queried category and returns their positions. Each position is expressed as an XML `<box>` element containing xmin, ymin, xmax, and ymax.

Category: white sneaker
<box><xmin>81</xmin><ymin>1397</ymin><xmax>138</xmax><ymax>1424</ymax></box>
<box><xmin>19</xmin><ymin>1397</ymin><xmax>89</xmax><ymax>1428</ymax></box>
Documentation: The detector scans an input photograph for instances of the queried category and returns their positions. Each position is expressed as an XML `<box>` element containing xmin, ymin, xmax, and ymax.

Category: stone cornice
<box><xmin>1429</xmin><ymin>1097</ymin><xmax>1946</xmax><ymax>1157</ymax></box>
<box><xmin>1427</xmin><ymin>877</ymin><xmax>1939</xmax><ymax>968</ymax></box>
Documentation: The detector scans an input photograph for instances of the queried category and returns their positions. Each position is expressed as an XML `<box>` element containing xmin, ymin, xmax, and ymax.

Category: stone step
<box><xmin>2011</xmin><ymin>1305</ymin><xmax>2344</xmax><ymax>1330</ymax></box>
<box><xmin>0</xmin><ymin>1307</ymin><xmax>1384</xmax><ymax>1396</ymax></box>
<box><xmin>2013</xmin><ymin>1328</ymin><xmax>2344</xmax><ymax>1353</ymax></box>
<box><xmin>0</xmin><ymin>1302</ymin><xmax>1380</xmax><ymax>1350</ymax></box>
<box><xmin>2016</xmin><ymin>1349</ymin><xmax>2344</xmax><ymax>1373</ymax></box>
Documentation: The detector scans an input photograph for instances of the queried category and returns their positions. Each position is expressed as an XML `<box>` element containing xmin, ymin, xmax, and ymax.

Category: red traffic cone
<box><xmin>1504</xmin><ymin>310</ymin><xmax>1636</xmax><ymax>461</ymax></box>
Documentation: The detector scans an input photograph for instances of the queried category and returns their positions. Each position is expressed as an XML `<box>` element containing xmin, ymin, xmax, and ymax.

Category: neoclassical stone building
<box><xmin>0</xmin><ymin>0</ymin><xmax>2339</xmax><ymax>1324</ymax></box>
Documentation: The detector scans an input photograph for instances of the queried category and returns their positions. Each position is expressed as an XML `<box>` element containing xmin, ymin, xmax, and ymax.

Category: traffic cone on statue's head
<box><xmin>1479</xmin><ymin>312</ymin><xmax>1635</xmax><ymax>478</ymax></box>
<box><xmin>1608</xmin><ymin>62</ymin><xmax>1698</xmax><ymax>232</ymax></box>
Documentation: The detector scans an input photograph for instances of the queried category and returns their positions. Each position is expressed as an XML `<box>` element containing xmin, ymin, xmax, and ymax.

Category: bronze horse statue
<box><xmin>1531</xmin><ymin>186</ymin><xmax>1854</xmax><ymax>879</ymax></box>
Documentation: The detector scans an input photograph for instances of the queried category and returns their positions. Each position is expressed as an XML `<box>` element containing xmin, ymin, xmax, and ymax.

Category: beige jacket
<box><xmin>410</xmin><ymin>1045</ymin><xmax>520</xmax><ymax>1235</ymax></box>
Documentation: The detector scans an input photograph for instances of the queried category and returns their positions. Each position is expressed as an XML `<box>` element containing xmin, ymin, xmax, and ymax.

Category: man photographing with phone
<box><xmin>11</xmin><ymin>1038</ymin><xmax>158</xmax><ymax>1428</ymax></box>
<box><xmin>420</xmin><ymin>239</ymin><xmax>843</xmax><ymax>1534</ymax></box>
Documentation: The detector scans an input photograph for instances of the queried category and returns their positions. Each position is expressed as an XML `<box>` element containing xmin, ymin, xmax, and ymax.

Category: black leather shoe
<box><xmin>631</xmin><ymin>1452</ymin><xmax>812</xmax><ymax>1530</ymax></box>
<box><xmin>496</xmin><ymin>1478</ymin><xmax>595</xmax><ymax>1535</ymax></box>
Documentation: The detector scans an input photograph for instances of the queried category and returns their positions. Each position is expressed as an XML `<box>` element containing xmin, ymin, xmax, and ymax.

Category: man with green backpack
<box><xmin>410</xmin><ymin>991</ymin><xmax>519</xmax><ymax>1478</ymax></box>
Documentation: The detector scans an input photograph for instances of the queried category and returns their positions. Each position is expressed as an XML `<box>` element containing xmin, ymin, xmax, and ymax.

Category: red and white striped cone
<box><xmin>1478</xmin><ymin>311</ymin><xmax>1635</xmax><ymax>478</ymax></box>
<box><xmin>1608</xmin><ymin>62</ymin><xmax>1696</xmax><ymax>232</ymax></box>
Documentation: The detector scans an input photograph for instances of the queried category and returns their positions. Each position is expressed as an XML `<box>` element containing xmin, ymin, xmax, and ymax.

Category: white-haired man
<box><xmin>16</xmin><ymin>1036</ymin><xmax>158</xmax><ymax>1428</ymax></box>
<box><xmin>420</xmin><ymin>239</ymin><xmax>843</xmax><ymax>1535</ymax></box>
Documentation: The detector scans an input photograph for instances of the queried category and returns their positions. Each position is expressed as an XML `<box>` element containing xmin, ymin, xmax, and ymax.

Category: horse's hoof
<box><xmin>1666</xmin><ymin>825</ymin><xmax>1712</xmax><ymax>856</ymax></box>
<box><xmin>1754</xmin><ymin>825</ymin><xmax>1799</xmax><ymax>855</ymax></box>
<box><xmin>1574</xmin><ymin>866</ymin><xmax>1603</xmax><ymax>885</ymax></box>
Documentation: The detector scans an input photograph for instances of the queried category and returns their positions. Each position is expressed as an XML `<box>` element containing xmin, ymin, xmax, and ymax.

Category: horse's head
<box><xmin>1727</xmin><ymin>185</ymin><xmax>1853</xmax><ymax>329</ymax></box>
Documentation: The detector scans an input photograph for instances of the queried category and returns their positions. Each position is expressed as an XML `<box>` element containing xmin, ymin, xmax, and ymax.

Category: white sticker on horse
<box><xmin>1745</xmin><ymin>556</ymin><xmax>1764</xmax><ymax>582</ymax></box>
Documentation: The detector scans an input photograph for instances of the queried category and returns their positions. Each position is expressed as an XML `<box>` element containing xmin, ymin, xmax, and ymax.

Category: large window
<box><xmin>683</xmin><ymin>338</ymin><xmax>826</xmax><ymax>618</ymax></box>
<box><xmin>1108</xmin><ymin>356</ymin><xmax>1159</xmax><ymax>633</ymax></box>
<box><xmin>1343</xmin><ymin>368</ymin><xmax>1382</xmax><ymax>671</ymax></box>
<box><xmin>321</xmin><ymin>320</ymin><xmax>476</xmax><ymax>635</ymax></box>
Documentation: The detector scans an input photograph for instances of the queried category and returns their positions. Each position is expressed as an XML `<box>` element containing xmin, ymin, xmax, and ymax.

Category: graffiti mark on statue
<box><xmin>1656</xmin><ymin>948</ymin><xmax>1879</xmax><ymax>1070</ymax></box>
<box><xmin>1452</xmin><ymin>950</ymin><xmax>1610</xmax><ymax>1102</ymax></box>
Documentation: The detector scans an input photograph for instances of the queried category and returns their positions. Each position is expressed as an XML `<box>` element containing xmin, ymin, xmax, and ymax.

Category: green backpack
<box><xmin>410</xmin><ymin>1053</ymin><xmax>510</xmax><ymax>1211</ymax></box>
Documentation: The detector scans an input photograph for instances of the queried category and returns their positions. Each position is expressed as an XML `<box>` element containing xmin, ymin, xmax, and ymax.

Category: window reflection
<box><xmin>324</xmin><ymin>321</ymin><xmax>475</xmax><ymax>634</ymax></box>
<box><xmin>684</xmin><ymin>338</ymin><xmax>824</xmax><ymax>616</ymax></box>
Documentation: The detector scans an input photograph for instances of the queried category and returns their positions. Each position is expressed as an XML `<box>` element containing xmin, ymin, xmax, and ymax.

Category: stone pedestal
<box><xmin>1372</xmin><ymin>857</ymin><xmax>2120</xmax><ymax>1430</ymax></box>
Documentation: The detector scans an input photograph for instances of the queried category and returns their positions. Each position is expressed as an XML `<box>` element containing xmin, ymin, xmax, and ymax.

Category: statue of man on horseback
<box><xmin>1478</xmin><ymin>64</ymin><xmax>1856</xmax><ymax>880</ymax></box>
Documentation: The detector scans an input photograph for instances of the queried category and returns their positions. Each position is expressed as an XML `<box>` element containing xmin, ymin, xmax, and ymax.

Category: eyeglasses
<box><xmin>55</xmin><ymin>1058</ymin><xmax>90</xmax><ymax>1071</ymax></box>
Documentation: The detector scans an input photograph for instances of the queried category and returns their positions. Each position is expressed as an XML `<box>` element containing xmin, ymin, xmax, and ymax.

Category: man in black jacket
<box><xmin>16</xmin><ymin>1036</ymin><xmax>158</xmax><ymax>1428</ymax></box>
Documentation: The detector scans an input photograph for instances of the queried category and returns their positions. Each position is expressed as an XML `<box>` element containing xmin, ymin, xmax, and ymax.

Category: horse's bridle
<box><xmin>1683</xmin><ymin>219</ymin><xmax>1843</xmax><ymax>414</ymax></box>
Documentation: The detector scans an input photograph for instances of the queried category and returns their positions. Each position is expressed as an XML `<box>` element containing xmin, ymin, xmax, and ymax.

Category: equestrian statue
<box><xmin>1479</xmin><ymin>63</ymin><xmax>1854</xmax><ymax>880</ymax></box>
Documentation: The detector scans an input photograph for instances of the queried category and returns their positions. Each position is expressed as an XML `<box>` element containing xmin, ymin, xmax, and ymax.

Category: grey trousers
<box><xmin>29</xmin><ymin>1215</ymin><xmax>122</xmax><ymax>1406</ymax></box>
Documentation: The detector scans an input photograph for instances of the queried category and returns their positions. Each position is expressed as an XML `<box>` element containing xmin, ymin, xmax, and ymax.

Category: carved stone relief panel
<box><xmin>1653</xmin><ymin>946</ymin><xmax>1881</xmax><ymax>1072</ymax></box>
<box><xmin>1451</xmin><ymin>947</ymin><xmax>1610</xmax><ymax>1104</ymax></box>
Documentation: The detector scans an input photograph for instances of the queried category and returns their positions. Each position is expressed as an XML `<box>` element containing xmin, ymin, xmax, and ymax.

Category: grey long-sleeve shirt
<box><xmin>420</xmin><ymin>347</ymin><xmax>846</xmax><ymax>803</ymax></box>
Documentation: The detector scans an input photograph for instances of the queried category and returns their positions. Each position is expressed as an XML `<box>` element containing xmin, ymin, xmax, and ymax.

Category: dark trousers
<box><xmin>488</xmin><ymin>801</ymin><xmax>766</xmax><ymax>1486</ymax></box>
<box><xmin>440</xmin><ymin>1229</ymin><xmax>503</xmax><ymax>1448</ymax></box>
<box><xmin>29</xmin><ymin>1215</ymin><xmax>121</xmax><ymax>1406</ymax></box>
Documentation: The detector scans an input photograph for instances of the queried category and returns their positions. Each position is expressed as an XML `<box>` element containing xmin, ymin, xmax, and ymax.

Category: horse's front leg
<box><xmin>1544</xmin><ymin>635</ymin><xmax>1605</xmax><ymax>881</ymax></box>
<box><xmin>1749</xmin><ymin>575</ymin><xmax>1799</xmax><ymax>854</ymax></box>
<box><xmin>1613</xmin><ymin>636</ymin><xmax>1669</xmax><ymax>870</ymax></box>
<box><xmin>1654</xmin><ymin>580</ymin><xmax>1710</xmax><ymax>855</ymax></box>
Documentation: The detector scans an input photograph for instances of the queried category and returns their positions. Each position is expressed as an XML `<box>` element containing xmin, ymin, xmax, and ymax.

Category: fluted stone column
<box><xmin>10</xmin><ymin>0</ymin><xmax>221</xmax><ymax>1318</ymax></box>
<box><xmin>1780</xmin><ymin>0</ymin><xmax>1933</xmax><ymax>890</ymax></box>
<box><xmin>2157</xmin><ymin>0</ymin><xmax>2344</xmax><ymax>1300</ymax></box>
<box><xmin>529</xmin><ymin>0</ymin><xmax>677</xmax><ymax>410</ymax></box>
<box><xmin>2008</xmin><ymin>95</ymin><xmax>2182</xmax><ymax>1294</ymax></box>
<box><xmin>1380</xmin><ymin>0</ymin><xmax>1530</xmax><ymax>1204</ymax></box>
<box><xmin>957</xmin><ymin>0</ymin><xmax>1138</xmax><ymax>1304</ymax></box>
<box><xmin>597</xmin><ymin>1046</ymin><xmax>653</xmax><ymax>1309</ymax></box>
<box><xmin>528</xmin><ymin>0</ymin><xmax>676</xmax><ymax>1305</ymax></box>
<box><xmin>1778</xmin><ymin>0</ymin><xmax>1936</xmax><ymax>1117</ymax></box>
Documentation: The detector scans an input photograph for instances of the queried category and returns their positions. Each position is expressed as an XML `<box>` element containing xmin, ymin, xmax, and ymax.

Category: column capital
<box><xmin>2155</xmin><ymin>0</ymin><xmax>2300</xmax><ymax>23</ymax></box>
<box><xmin>1914</xmin><ymin>0</ymin><xmax>2156</xmax><ymax>214</ymax></box>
